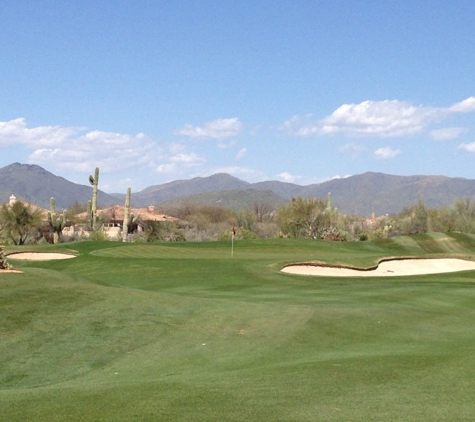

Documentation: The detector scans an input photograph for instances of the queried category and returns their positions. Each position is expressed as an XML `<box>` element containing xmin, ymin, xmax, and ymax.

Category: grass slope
<box><xmin>2</xmin><ymin>234</ymin><xmax>475</xmax><ymax>421</ymax></box>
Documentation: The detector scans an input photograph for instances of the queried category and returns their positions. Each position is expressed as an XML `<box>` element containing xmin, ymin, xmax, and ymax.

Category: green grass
<box><xmin>2</xmin><ymin>234</ymin><xmax>475</xmax><ymax>421</ymax></box>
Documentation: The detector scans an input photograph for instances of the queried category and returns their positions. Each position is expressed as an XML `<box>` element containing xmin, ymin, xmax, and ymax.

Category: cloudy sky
<box><xmin>1</xmin><ymin>1</ymin><xmax>474</xmax><ymax>193</ymax></box>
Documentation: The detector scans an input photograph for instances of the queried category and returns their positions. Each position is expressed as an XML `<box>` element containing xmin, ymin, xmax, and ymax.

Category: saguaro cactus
<box><xmin>48</xmin><ymin>197</ymin><xmax>67</xmax><ymax>244</ymax></box>
<box><xmin>89</xmin><ymin>167</ymin><xmax>99</xmax><ymax>230</ymax></box>
<box><xmin>122</xmin><ymin>187</ymin><xmax>139</xmax><ymax>242</ymax></box>
<box><xmin>86</xmin><ymin>200</ymin><xmax>92</xmax><ymax>230</ymax></box>
<box><xmin>326</xmin><ymin>192</ymin><xmax>333</xmax><ymax>213</ymax></box>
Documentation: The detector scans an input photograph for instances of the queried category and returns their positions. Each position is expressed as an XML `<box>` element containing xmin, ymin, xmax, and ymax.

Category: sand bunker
<box><xmin>282</xmin><ymin>258</ymin><xmax>475</xmax><ymax>277</ymax></box>
<box><xmin>7</xmin><ymin>252</ymin><xmax>76</xmax><ymax>261</ymax></box>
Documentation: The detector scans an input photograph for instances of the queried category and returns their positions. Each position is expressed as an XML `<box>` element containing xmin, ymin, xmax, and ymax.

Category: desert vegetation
<box><xmin>4</xmin><ymin>193</ymin><xmax>475</xmax><ymax>245</ymax></box>
<box><xmin>2</xmin><ymin>166</ymin><xmax>475</xmax><ymax>245</ymax></box>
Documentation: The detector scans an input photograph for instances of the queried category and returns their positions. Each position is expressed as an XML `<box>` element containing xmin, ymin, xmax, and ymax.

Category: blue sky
<box><xmin>1</xmin><ymin>1</ymin><xmax>475</xmax><ymax>193</ymax></box>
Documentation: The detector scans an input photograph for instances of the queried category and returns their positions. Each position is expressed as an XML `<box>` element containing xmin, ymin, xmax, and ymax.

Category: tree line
<box><xmin>2</xmin><ymin>195</ymin><xmax>475</xmax><ymax>245</ymax></box>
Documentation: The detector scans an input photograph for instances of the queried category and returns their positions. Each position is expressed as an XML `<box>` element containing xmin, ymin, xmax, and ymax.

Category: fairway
<box><xmin>2</xmin><ymin>235</ymin><xmax>475</xmax><ymax>421</ymax></box>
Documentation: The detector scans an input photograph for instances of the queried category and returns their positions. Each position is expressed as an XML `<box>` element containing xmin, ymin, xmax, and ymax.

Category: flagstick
<box><xmin>231</xmin><ymin>233</ymin><xmax>234</xmax><ymax>258</ymax></box>
<box><xmin>231</xmin><ymin>227</ymin><xmax>236</xmax><ymax>258</ymax></box>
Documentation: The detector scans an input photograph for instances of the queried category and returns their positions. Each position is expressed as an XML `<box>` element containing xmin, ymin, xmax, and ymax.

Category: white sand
<box><xmin>7</xmin><ymin>252</ymin><xmax>76</xmax><ymax>261</ymax></box>
<box><xmin>282</xmin><ymin>258</ymin><xmax>475</xmax><ymax>277</ymax></box>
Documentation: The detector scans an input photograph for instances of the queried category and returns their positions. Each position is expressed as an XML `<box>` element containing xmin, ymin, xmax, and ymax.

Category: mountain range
<box><xmin>1</xmin><ymin>162</ymin><xmax>475</xmax><ymax>216</ymax></box>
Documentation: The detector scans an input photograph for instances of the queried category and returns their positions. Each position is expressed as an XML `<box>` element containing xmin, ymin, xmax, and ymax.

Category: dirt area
<box><xmin>281</xmin><ymin>258</ymin><xmax>475</xmax><ymax>277</ymax></box>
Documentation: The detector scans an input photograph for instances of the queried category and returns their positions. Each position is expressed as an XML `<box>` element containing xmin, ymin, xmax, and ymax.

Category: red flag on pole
<box><xmin>231</xmin><ymin>227</ymin><xmax>236</xmax><ymax>257</ymax></box>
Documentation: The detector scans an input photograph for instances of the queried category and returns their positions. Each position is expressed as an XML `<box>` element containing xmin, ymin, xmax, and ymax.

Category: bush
<box><xmin>0</xmin><ymin>244</ymin><xmax>12</xmax><ymax>270</ymax></box>
<box><xmin>89</xmin><ymin>230</ymin><xmax>109</xmax><ymax>241</ymax></box>
<box><xmin>145</xmin><ymin>221</ymin><xmax>186</xmax><ymax>242</ymax></box>
<box><xmin>357</xmin><ymin>231</ymin><xmax>368</xmax><ymax>241</ymax></box>
<box><xmin>218</xmin><ymin>227</ymin><xmax>258</xmax><ymax>241</ymax></box>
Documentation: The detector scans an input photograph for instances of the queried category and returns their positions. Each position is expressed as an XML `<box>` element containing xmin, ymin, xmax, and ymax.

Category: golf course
<box><xmin>2</xmin><ymin>233</ymin><xmax>475</xmax><ymax>421</ymax></box>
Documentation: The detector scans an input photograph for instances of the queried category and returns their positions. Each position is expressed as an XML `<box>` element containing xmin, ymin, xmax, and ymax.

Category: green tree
<box><xmin>395</xmin><ymin>200</ymin><xmax>428</xmax><ymax>235</ymax></box>
<box><xmin>66</xmin><ymin>201</ymin><xmax>87</xmax><ymax>225</ymax></box>
<box><xmin>0</xmin><ymin>201</ymin><xmax>44</xmax><ymax>245</ymax></box>
<box><xmin>144</xmin><ymin>221</ymin><xmax>185</xmax><ymax>242</ymax></box>
<box><xmin>451</xmin><ymin>198</ymin><xmax>475</xmax><ymax>233</ymax></box>
<box><xmin>277</xmin><ymin>197</ymin><xmax>330</xmax><ymax>238</ymax></box>
<box><xmin>236</xmin><ymin>208</ymin><xmax>257</xmax><ymax>232</ymax></box>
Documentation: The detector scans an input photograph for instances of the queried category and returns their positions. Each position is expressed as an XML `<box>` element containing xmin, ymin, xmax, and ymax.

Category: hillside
<box><xmin>136</xmin><ymin>171</ymin><xmax>475</xmax><ymax>216</ymax></box>
<box><xmin>2</xmin><ymin>163</ymin><xmax>475</xmax><ymax>216</ymax></box>
<box><xmin>158</xmin><ymin>189</ymin><xmax>287</xmax><ymax>212</ymax></box>
<box><xmin>297</xmin><ymin>172</ymin><xmax>475</xmax><ymax>216</ymax></box>
<box><xmin>129</xmin><ymin>173</ymin><xmax>251</xmax><ymax>205</ymax></box>
<box><xmin>0</xmin><ymin>163</ymin><xmax>120</xmax><ymax>209</ymax></box>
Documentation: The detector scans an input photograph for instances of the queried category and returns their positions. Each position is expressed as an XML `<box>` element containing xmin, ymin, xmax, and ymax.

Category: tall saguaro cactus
<box><xmin>48</xmin><ymin>197</ymin><xmax>67</xmax><ymax>244</ymax></box>
<box><xmin>122</xmin><ymin>187</ymin><xmax>139</xmax><ymax>242</ymax></box>
<box><xmin>88</xmin><ymin>167</ymin><xmax>99</xmax><ymax>230</ymax></box>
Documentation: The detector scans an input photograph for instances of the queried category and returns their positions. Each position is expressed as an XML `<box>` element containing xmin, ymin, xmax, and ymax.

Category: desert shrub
<box><xmin>145</xmin><ymin>221</ymin><xmax>186</xmax><ymax>242</ymax></box>
<box><xmin>357</xmin><ymin>231</ymin><xmax>368</xmax><ymax>241</ymax></box>
<box><xmin>236</xmin><ymin>209</ymin><xmax>257</xmax><ymax>232</ymax></box>
<box><xmin>277</xmin><ymin>197</ymin><xmax>332</xmax><ymax>239</ymax></box>
<box><xmin>254</xmin><ymin>221</ymin><xmax>279</xmax><ymax>238</ymax></box>
<box><xmin>89</xmin><ymin>230</ymin><xmax>108</xmax><ymax>241</ymax></box>
<box><xmin>0</xmin><ymin>244</ymin><xmax>12</xmax><ymax>270</ymax></box>
<box><xmin>218</xmin><ymin>227</ymin><xmax>258</xmax><ymax>241</ymax></box>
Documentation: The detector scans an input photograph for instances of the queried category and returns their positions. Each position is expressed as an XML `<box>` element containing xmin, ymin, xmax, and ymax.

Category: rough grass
<box><xmin>2</xmin><ymin>234</ymin><xmax>475</xmax><ymax>421</ymax></box>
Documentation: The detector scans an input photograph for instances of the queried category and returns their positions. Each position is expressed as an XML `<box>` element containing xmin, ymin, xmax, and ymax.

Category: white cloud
<box><xmin>154</xmin><ymin>145</ymin><xmax>206</xmax><ymax>176</ymax></box>
<box><xmin>458</xmin><ymin>142</ymin><xmax>475</xmax><ymax>154</ymax></box>
<box><xmin>169</xmin><ymin>152</ymin><xmax>205</xmax><ymax>164</ymax></box>
<box><xmin>155</xmin><ymin>163</ymin><xmax>178</xmax><ymax>174</ymax></box>
<box><xmin>0</xmin><ymin>118</ymin><xmax>218</xmax><ymax>188</ymax></box>
<box><xmin>430</xmin><ymin>127</ymin><xmax>468</xmax><ymax>140</ymax></box>
<box><xmin>0</xmin><ymin>118</ymin><xmax>267</xmax><ymax>190</ymax></box>
<box><xmin>374</xmin><ymin>147</ymin><xmax>401</xmax><ymax>160</ymax></box>
<box><xmin>0</xmin><ymin>118</ymin><xmax>78</xmax><ymax>147</ymax></box>
<box><xmin>30</xmin><ymin>131</ymin><xmax>157</xmax><ymax>173</ymax></box>
<box><xmin>0</xmin><ymin>118</ymin><xmax>158</xmax><ymax>174</ymax></box>
<box><xmin>447</xmin><ymin>97</ymin><xmax>475</xmax><ymax>113</ymax></box>
<box><xmin>175</xmin><ymin>117</ymin><xmax>242</xmax><ymax>140</ymax></box>
<box><xmin>276</xmin><ymin>172</ymin><xmax>350</xmax><ymax>185</ymax></box>
<box><xmin>235</xmin><ymin>148</ymin><xmax>247</xmax><ymax>160</ymax></box>
<box><xmin>331</xmin><ymin>174</ymin><xmax>352</xmax><ymax>180</ymax></box>
<box><xmin>284</xmin><ymin>97</ymin><xmax>475</xmax><ymax>138</ymax></box>
<box><xmin>277</xmin><ymin>172</ymin><xmax>302</xmax><ymax>183</ymax></box>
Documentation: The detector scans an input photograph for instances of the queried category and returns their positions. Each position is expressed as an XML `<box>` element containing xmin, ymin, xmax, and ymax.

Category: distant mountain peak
<box><xmin>2</xmin><ymin>163</ymin><xmax>475</xmax><ymax>216</ymax></box>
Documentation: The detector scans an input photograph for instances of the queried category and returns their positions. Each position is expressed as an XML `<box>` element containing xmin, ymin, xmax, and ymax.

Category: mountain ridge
<box><xmin>1</xmin><ymin>163</ymin><xmax>475</xmax><ymax>216</ymax></box>
<box><xmin>0</xmin><ymin>163</ymin><xmax>120</xmax><ymax>209</ymax></box>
